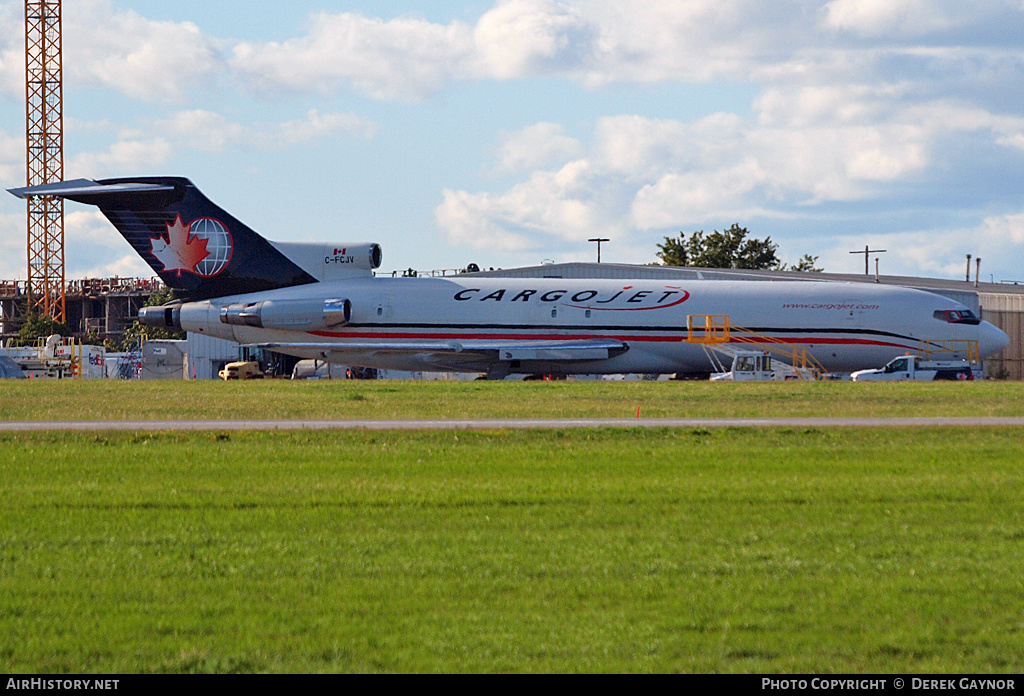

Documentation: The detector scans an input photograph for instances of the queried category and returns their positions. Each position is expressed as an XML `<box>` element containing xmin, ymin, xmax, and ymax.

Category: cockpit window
<box><xmin>933</xmin><ymin>309</ymin><xmax>981</xmax><ymax>325</ymax></box>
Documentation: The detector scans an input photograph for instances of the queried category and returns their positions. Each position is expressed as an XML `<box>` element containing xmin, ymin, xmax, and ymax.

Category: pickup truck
<box><xmin>851</xmin><ymin>355</ymin><xmax>977</xmax><ymax>382</ymax></box>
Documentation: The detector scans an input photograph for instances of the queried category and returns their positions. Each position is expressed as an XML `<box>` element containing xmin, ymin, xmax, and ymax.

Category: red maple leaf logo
<box><xmin>149</xmin><ymin>215</ymin><xmax>211</xmax><ymax>276</ymax></box>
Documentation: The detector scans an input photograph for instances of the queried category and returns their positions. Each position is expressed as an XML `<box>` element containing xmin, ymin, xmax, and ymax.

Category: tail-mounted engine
<box><xmin>138</xmin><ymin>303</ymin><xmax>182</xmax><ymax>329</ymax></box>
<box><xmin>138</xmin><ymin>298</ymin><xmax>353</xmax><ymax>331</ymax></box>
<box><xmin>218</xmin><ymin>298</ymin><xmax>352</xmax><ymax>330</ymax></box>
<box><xmin>270</xmin><ymin>242</ymin><xmax>382</xmax><ymax>281</ymax></box>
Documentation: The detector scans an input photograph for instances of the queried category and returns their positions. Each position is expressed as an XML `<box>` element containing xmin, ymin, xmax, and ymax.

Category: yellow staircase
<box><xmin>916</xmin><ymin>339</ymin><xmax>979</xmax><ymax>364</ymax></box>
<box><xmin>686</xmin><ymin>314</ymin><xmax>827</xmax><ymax>380</ymax></box>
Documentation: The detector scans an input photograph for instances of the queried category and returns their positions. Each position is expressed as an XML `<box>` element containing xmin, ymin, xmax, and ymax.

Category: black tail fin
<box><xmin>8</xmin><ymin>177</ymin><xmax>316</xmax><ymax>300</ymax></box>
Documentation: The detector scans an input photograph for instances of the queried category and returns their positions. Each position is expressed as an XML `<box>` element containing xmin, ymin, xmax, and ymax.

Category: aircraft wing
<box><xmin>252</xmin><ymin>338</ymin><xmax>628</xmax><ymax>370</ymax></box>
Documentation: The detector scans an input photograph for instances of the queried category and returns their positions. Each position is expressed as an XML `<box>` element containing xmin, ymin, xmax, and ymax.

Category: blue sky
<box><xmin>1</xmin><ymin>0</ymin><xmax>1023</xmax><ymax>282</ymax></box>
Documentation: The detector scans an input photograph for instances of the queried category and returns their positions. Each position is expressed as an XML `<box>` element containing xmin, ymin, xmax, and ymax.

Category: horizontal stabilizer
<box><xmin>8</xmin><ymin>179</ymin><xmax>176</xmax><ymax>200</ymax></box>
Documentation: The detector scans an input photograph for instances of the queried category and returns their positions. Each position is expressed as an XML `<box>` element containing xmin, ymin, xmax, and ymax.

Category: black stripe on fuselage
<box><xmin>335</xmin><ymin>321</ymin><xmax>913</xmax><ymax>337</ymax></box>
<box><xmin>328</xmin><ymin>322</ymin><xmax>919</xmax><ymax>343</ymax></box>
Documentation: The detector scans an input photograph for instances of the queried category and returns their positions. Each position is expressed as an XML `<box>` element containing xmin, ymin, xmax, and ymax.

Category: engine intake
<box><xmin>220</xmin><ymin>298</ymin><xmax>352</xmax><ymax>330</ymax></box>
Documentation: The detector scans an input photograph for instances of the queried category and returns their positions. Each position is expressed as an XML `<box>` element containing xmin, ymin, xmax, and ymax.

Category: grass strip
<box><xmin>1</xmin><ymin>427</ymin><xmax>1022</xmax><ymax>673</ymax></box>
<box><xmin>1</xmin><ymin>379</ymin><xmax>1024</xmax><ymax>421</ymax></box>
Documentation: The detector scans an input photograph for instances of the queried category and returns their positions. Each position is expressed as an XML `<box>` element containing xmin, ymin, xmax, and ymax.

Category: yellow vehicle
<box><xmin>219</xmin><ymin>361</ymin><xmax>264</xmax><ymax>380</ymax></box>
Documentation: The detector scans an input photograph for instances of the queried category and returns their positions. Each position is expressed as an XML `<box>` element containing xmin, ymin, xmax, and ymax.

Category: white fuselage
<box><xmin>177</xmin><ymin>276</ymin><xmax>1010</xmax><ymax>376</ymax></box>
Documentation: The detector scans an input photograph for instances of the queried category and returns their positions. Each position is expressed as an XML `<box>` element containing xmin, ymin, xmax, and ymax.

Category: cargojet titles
<box><xmin>452</xmin><ymin>285</ymin><xmax>690</xmax><ymax>311</ymax></box>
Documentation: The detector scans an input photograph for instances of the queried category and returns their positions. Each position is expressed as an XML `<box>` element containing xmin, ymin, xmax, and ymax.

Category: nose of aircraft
<box><xmin>980</xmin><ymin>321</ymin><xmax>1010</xmax><ymax>357</ymax></box>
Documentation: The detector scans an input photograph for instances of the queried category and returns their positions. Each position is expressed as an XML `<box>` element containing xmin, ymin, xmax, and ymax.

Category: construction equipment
<box><xmin>24</xmin><ymin>0</ymin><xmax>66</xmax><ymax>323</ymax></box>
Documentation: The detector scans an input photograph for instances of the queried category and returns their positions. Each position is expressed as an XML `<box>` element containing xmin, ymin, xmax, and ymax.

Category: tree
<box><xmin>657</xmin><ymin>224</ymin><xmax>822</xmax><ymax>272</ymax></box>
<box><xmin>120</xmin><ymin>286</ymin><xmax>185</xmax><ymax>350</ymax></box>
<box><xmin>657</xmin><ymin>224</ymin><xmax>783</xmax><ymax>269</ymax></box>
<box><xmin>16</xmin><ymin>312</ymin><xmax>71</xmax><ymax>346</ymax></box>
<box><xmin>790</xmin><ymin>254</ymin><xmax>823</xmax><ymax>273</ymax></box>
<box><xmin>654</xmin><ymin>234</ymin><xmax>690</xmax><ymax>267</ymax></box>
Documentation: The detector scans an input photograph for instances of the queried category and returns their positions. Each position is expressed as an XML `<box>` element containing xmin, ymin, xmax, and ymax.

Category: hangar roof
<box><xmin>468</xmin><ymin>262</ymin><xmax>1024</xmax><ymax>296</ymax></box>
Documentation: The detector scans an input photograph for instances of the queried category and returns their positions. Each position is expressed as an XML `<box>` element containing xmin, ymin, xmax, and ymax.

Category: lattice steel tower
<box><xmin>24</xmin><ymin>0</ymin><xmax>65</xmax><ymax>323</ymax></box>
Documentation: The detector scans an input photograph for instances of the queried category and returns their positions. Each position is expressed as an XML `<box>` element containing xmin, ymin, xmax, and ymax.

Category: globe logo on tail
<box><xmin>149</xmin><ymin>215</ymin><xmax>233</xmax><ymax>277</ymax></box>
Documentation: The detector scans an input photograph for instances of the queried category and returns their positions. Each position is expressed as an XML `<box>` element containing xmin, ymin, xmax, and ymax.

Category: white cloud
<box><xmin>437</xmin><ymin>85</ymin><xmax>1024</xmax><ymax>266</ymax></box>
<box><xmin>0</xmin><ymin>211</ymin><xmax>24</xmax><ymax>279</ymax></box>
<box><xmin>274</xmin><ymin>109</ymin><xmax>379</xmax><ymax>145</ymax></box>
<box><xmin>821</xmin><ymin>0</ymin><xmax>954</xmax><ymax>37</ymax></box>
<box><xmin>74</xmin><ymin>254</ymin><xmax>152</xmax><ymax>280</ymax></box>
<box><xmin>817</xmin><ymin>211</ymin><xmax>1024</xmax><ymax>280</ymax></box>
<box><xmin>0</xmin><ymin>198</ymin><xmax>153</xmax><ymax>282</ymax></box>
<box><xmin>66</xmin><ymin>138</ymin><xmax>173</xmax><ymax>179</ymax></box>
<box><xmin>997</xmin><ymin>133</ymin><xmax>1024</xmax><ymax>152</ymax></box>
<box><xmin>0</xmin><ymin>2</ymin><xmax>21</xmax><ymax>99</ymax></box>
<box><xmin>631</xmin><ymin>160</ymin><xmax>768</xmax><ymax>229</ymax></box>
<box><xmin>227</xmin><ymin>1</ymin><xmax>1023</xmax><ymax>99</ymax></box>
<box><xmin>437</xmin><ymin>157</ymin><xmax>625</xmax><ymax>253</ymax></box>
<box><xmin>155</xmin><ymin>108</ymin><xmax>379</xmax><ymax>152</ymax></box>
<box><xmin>59</xmin><ymin>109</ymin><xmax>379</xmax><ymax>180</ymax></box>
<box><xmin>0</xmin><ymin>0</ymin><xmax>221</xmax><ymax>102</ymax></box>
<box><xmin>436</xmin><ymin>189</ymin><xmax>534</xmax><ymax>252</ymax></box>
<box><xmin>231</xmin><ymin>11</ymin><xmax>475</xmax><ymax>100</ymax></box>
<box><xmin>63</xmin><ymin>210</ymin><xmax>152</xmax><ymax>279</ymax></box>
<box><xmin>64</xmin><ymin>0</ymin><xmax>223</xmax><ymax>101</ymax></box>
<box><xmin>64</xmin><ymin>210</ymin><xmax>128</xmax><ymax>250</ymax></box>
<box><xmin>228</xmin><ymin>0</ymin><xmax>795</xmax><ymax>99</ymax></box>
<box><xmin>6</xmin><ymin>0</ymin><xmax>1022</xmax><ymax>105</ymax></box>
<box><xmin>472</xmin><ymin>0</ymin><xmax>589</xmax><ymax>80</ymax></box>
<box><xmin>157</xmin><ymin>110</ymin><xmax>249</xmax><ymax>153</ymax></box>
<box><xmin>0</xmin><ymin>127</ymin><xmax>23</xmax><ymax>184</ymax></box>
<box><xmin>978</xmin><ymin>212</ymin><xmax>1024</xmax><ymax>247</ymax></box>
<box><xmin>493</xmin><ymin>122</ymin><xmax>583</xmax><ymax>174</ymax></box>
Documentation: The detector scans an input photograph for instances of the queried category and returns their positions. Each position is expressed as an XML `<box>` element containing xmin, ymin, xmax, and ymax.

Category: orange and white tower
<box><xmin>24</xmin><ymin>0</ymin><xmax>65</xmax><ymax>323</ymax></box>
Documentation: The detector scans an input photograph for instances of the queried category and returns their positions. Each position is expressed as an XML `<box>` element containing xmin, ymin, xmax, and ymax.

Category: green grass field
<box><xmin>2</xmin><ymin>378</ymin><xmax>1024</xmax><ymax>420</ymax></box>
<box><xmin>2</xmin><ymin>424</ymin><xmax>1023</xmax><ymax>673</ymax></box>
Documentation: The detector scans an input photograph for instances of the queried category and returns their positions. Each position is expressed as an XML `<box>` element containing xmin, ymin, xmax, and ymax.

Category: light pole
<box><xmin>849</xmin><ymin>245</ymin><xmax>886</xmax><ymax>276</ymax></box>
<box><xmin>588</xmin><ymin>238</ymin><xmax>610</xmax><ymax>263</ymax></box>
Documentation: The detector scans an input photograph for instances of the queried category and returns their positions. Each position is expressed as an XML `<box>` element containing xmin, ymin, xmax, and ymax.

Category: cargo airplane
<box><xmin>9</xmin><ymin>177</ymin><xmax>1010</xmax><ymax>377</ymax></box>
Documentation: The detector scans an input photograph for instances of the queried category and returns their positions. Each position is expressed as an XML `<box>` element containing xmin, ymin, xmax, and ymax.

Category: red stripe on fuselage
<box><xmin>308</xmin><ymin>329</ymin><xmax>912</xmax><ymax>349</ymax></box>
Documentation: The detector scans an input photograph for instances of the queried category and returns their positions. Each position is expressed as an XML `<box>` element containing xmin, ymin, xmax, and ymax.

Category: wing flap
<box><xmin>252</xmin><ymin>339</ymin><xmax>627</xmax><ymax>364</ymax></box>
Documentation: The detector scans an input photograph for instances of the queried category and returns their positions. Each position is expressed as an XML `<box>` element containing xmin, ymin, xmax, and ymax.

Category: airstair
<box><xmin>915</xmin><ymin>339</ymin><xmax>979</xmax><ymax>363</ymax></box>
<box><xmin>686</xmin><ymin>314</ymin><xmax>827</xmax><ymax>381</ymax></box>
